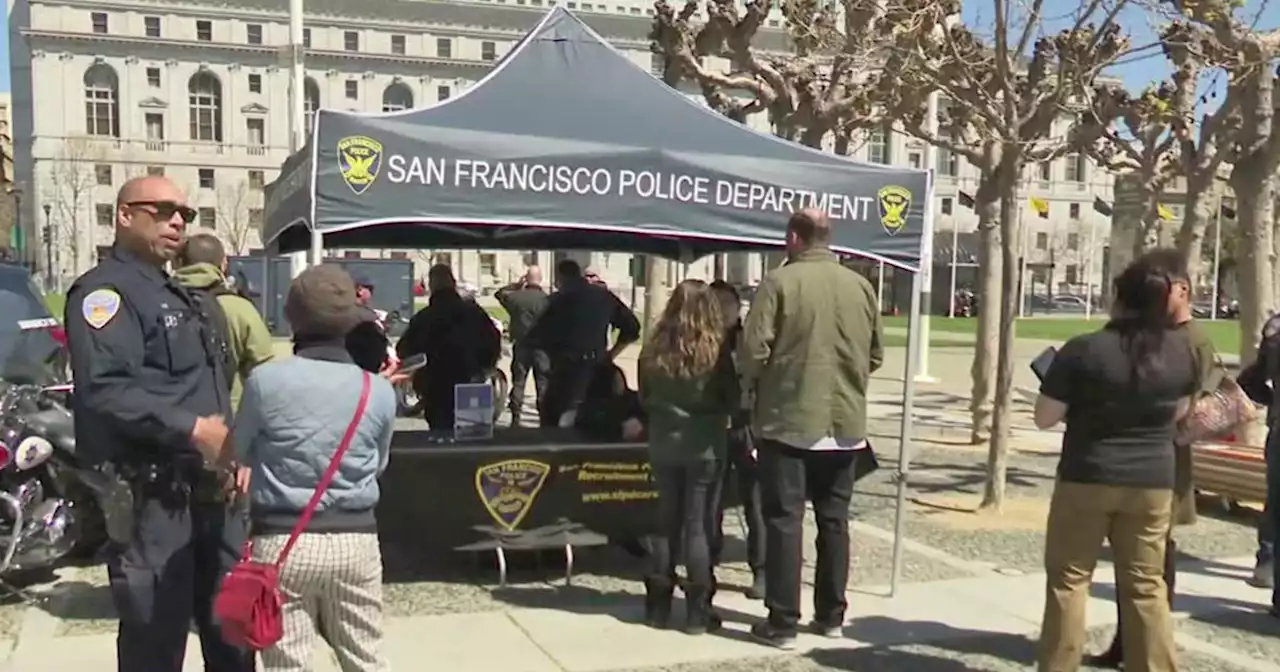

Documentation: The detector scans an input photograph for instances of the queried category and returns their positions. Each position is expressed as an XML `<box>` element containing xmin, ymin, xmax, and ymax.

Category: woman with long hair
<box><xmin>638</xmin><ymin>279</ymin><xmax>739</xmax><ymax>634</ymax></box>
<box><xmin>1035</xmin><ymin>249</ymin><xmax>1201</xmax><ymax>672</ymax></box>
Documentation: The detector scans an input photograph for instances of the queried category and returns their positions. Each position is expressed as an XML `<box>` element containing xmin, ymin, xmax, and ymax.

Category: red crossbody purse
<box><xmin>215</xmin><ymin>371</ymin><xmax>373</xmax><ymax>650</ymax></box>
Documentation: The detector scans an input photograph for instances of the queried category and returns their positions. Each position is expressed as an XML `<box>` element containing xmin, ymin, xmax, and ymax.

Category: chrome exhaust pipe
<box><xmin>0</xmin><ymin>491</ymin><xmax>26</xmax><ymax>575</ymax></box>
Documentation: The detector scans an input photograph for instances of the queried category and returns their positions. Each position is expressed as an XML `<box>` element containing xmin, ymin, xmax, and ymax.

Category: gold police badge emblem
<box><xmin>337</xmin><ymin>135</ymin><xmax>383</xmax><ymax>195</ymax></box>
<box><xmin>475</xmin><ymin>459</ymin><xmax>551</xmax><ymax>531</ymax></box>
<box><xmin>877</xmin><ymin>185</ymin><xmax>912</xmax><ymax>236</ymax></box>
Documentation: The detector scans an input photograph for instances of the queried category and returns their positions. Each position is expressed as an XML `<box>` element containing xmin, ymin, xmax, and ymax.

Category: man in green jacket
<box><xmin>740</xmin><ymin>208</ymin><xmax>883</xmax><ymax>650</ymax></box>
<box><xmin>173</xmin><ymin>234</ymin><xmax>275</xmax><ymax>409</ymax></box>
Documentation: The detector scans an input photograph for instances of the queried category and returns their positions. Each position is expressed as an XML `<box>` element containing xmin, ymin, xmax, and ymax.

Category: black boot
<box><xmin>643</xmin><ymin>579</ymin><xmax>673</xmax><ymax>629</ymax></box>
<box><xmin>684</xmin><ymin>587</ymin><xmax>722</xmax><ymax>635</ymax></box>
<box><xmin>745</xmin><ymin>572</ymin><xmax>766</xmax><ymax>600</ymax></box>
<box><xmin>1083</xmin><ymin>634</ymin><xmax>1123</xmax><ymax>669</ymax></box>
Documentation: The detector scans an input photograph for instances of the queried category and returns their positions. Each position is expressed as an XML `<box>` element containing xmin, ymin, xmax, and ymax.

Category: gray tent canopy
<box><xmin>263</xmin><ymin>7</ymin><xmax>930</xmax><ymax>270</ymax></box>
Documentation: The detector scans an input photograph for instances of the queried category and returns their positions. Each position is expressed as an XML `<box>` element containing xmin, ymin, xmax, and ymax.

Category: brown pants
<box><xmin>1038</xmin><ymin>482</ymin><xmax>1176</xmax><ymax>672</ymax></box>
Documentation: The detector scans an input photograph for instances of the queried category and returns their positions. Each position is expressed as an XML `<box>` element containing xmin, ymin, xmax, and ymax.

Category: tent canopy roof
<box><xmin>264</xmin><ymin>7</ymin><xmax>929</xmax><ymax>269</ymax></box>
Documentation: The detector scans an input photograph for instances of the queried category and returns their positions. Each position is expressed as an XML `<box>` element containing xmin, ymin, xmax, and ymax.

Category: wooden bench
<box><xmin>1192</xmin><ymin>442</ymin><xmax>1267</xmax><ymax>506</ymax></box>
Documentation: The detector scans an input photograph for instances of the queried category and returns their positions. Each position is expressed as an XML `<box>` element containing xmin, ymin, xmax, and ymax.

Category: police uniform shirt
<box><xmin>65</xmin><ymin>247</ymin><xmax>230</xmax><ymax>464</ymax></box>
<box><xmin>526</xmin><ymin>281</ymin><xmax>641</xmax><ymax>358</ymax></box>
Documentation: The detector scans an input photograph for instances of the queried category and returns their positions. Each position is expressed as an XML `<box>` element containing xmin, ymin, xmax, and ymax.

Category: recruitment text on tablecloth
<box><xmin>382</xmin><ymin>155</ymin><xmax>879</xmax><ymax>223</ymax></box>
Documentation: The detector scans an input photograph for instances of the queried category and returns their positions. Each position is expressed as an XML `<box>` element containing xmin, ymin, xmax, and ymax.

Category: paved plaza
<box><xmin>0</xmin><ymin>341</ymin><xmax>1275</xmax><ymax>670</ymax></box>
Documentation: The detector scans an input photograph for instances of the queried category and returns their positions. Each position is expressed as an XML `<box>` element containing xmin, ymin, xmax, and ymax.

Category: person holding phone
<box><xmin>1034</xmin><ymin>249</ymin><xmax>1204</xmax><ymax>672</ymax></box>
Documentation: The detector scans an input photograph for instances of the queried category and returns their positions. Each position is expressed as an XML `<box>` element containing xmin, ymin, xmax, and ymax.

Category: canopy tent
<box><xmin>263</xmin><ymin>7</ymin><xmax>934</xmax><ymax>594</ymax></box>
<box><xmin>263</xmin><ymin>8</ymin><xmax>928</xmax><ymax>268</ymax></box>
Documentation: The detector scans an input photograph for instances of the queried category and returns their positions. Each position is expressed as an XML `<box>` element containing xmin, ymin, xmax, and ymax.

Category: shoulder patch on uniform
<box><xmin>82</xmin><ymin>289</ymin><xmax>122</xmax><ymax>329</ymax></box>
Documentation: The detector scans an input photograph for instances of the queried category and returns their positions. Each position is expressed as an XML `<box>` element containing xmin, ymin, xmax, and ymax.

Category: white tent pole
<box><xmin>890</xmin><ymin>171</ymin><xmax>934</xmax><ymax>596</ymax></box>
<box><xmin>287</xmin><ymin>0</ymin><xmax>313</xmax><ymax>270</ymax></box>
<box><xmin>914</xmin><ymin>91</ymin><xmax>939</xmax><ymax>383</ymax></box>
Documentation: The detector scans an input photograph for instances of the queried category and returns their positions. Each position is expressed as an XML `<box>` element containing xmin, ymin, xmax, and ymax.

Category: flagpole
<box><xmin>1018</xmin><ymin>192</ymin><xmax>1029</xmax><ymax>318</ymax></box>
<box><xmin>1084</xmin><ymin>216</ymin><xmax>1096</xmax><ymax>320</ymax></box>
<box><xmin>914</xmin><ymin>90</ymin><xmax>940</xmax><ymax>384</ymax></box>
<box><xmin>877</xmin><ymin>259</ymin><xmax>885</xmax><ymax>308</ymax></box>
<box><xmin>948</xmin><ymin>221</ymin><xmax>959</xmax><ymax>317</ymax></box>
<box><xmin>1211</xmin><ymin>189</ymin><xmax>1224</xmax><ymax>320</ymax></box>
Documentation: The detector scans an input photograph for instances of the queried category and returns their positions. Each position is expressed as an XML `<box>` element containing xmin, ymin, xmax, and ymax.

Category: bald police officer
<box><xmin>65</xmin><ymin>175</ymin><xmax>254</xmax><ymax>672</ymax></box>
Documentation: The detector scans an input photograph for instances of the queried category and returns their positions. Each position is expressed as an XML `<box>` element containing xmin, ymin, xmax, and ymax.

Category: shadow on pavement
<box><xmin>809</xmin><ymin>616</ymin><xmax>1037</xmax><ymax>670</ymax></box>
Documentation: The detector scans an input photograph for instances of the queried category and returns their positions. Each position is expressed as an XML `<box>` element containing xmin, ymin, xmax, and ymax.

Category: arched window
<box><xmin>304</xmin><ymin>78</ymin><xmax>320</xmax><ymax>136</ymax></box>
<box><xmin>381</xmin><ymin>82</ymin><xmax>413</xmax><ymax>112</ymax></box>
<box><xmin>83</xmin><ymin>64</ymin><xmax>120</xmax><ymax>137</ymax></box>
<box><xmin>188</xmin><ymin>71</ymin><xmax>223</xmax><ymax>142</ymax></box>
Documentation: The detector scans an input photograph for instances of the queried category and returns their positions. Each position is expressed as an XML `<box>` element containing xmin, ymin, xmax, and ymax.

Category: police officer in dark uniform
<box><xmin>525</xmin><ymin>259</ymin><xmax>641</xmax><ymax>427</ymax></box>
<box><xmin>64</xmin><ymin>175</ymin><xmax>254</xmax><ymax>672</ymax></box>
<box><xmin>1239</xmin><ymin>313</ymin><xmax>1280</xmax><ymax>593</ymax></box>
<box><xmin>495</xmin><ymin>265</ymin><xmax>550</xmax><ymax>426</ymax></box>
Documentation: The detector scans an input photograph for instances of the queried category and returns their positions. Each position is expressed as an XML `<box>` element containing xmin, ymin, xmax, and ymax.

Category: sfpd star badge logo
<box><xmin>475</xmin><ymin>459</ymin><xmax>551</xmax><ymax>531</ymax></box>
<box><xmin>877</xmin><ymin>185</ymin><xmax>913</xmax><ymax>236</ymax></box>
<box><xmin>337</xmin><ymin>135</ymin><xmax>384</xmax><ymax>195</ymax></box>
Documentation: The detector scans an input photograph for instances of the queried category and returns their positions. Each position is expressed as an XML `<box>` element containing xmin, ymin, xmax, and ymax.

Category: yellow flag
<box><xmin>1029</xmin><ymin>197</ymin><xmax>1050</xmax><ymax>219</ymax></box>
<box><xmin>1157</xmin><ymin>204</ymin><xmax>1175</xmax><ymax>221</ymax></box>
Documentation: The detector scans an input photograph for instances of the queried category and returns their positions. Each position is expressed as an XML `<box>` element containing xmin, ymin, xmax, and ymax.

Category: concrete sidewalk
<box><xmin>4</xmin><ymin>555</ymin><xmax>1269</xmax><ymax>672</ymax></box>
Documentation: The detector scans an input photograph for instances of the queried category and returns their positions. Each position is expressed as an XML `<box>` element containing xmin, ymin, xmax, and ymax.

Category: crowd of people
<box><xmin>56</xmin><ymin>173</ymin><xmax>1280</xmax><ymax>672</ymax></box>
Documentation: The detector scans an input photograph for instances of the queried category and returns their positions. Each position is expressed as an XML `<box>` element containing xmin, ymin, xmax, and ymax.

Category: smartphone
<box><xmin>1030</xmin><ymin>346</ymin><xmax>1057</xmax><ymax>381</ymax></box>
<box><xmin>398</xmin><ymin>353</ymin><xmax>428</xmax><ymax>374</ymax></box>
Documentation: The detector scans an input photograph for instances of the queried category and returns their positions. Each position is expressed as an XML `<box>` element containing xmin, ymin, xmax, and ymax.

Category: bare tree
<box><xmin>215</xmin><ymin>180</ymin><xmax>256</xmax><ymax>254</ymax></box>
<box><xmin>894</xmin><ymin>2</ymin><xmax>1130</xmax><ymax>510</ymax></box>
<box><xmin>45</xmin><ymin>137</ymin><xmax>103</xmax><ymax>280</ymax></box>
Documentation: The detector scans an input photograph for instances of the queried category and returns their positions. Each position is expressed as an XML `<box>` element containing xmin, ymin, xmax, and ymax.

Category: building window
<box><xmin>146</xmin><ymin>67</ymin><xmax>161</xmax><ymax>88</ymax></box>
<box><xmin>436</xmin><ymin>38</ymin><xmax>452</xmax><ymax>58</ymax></box>
<box><xmin>345</xmin><ymin>80</ymin><xmax>359</xmax><ymax>100</ymax></box>
<box><xmin>1069</xmin><ymin>202</ymin><xmax>1081</xmax><ymax>220</ymax></box>
<box><xmin>866</xmin><ymin>129</ymin><xmax>889</xmax><ymax>165</ymax></box>
<box><xmin>391</xmin><ymin>34</ymin><xmax>406</xmax><ymax>55</ymax></box>
<box><xmin>83</xmin><ymin>64</ymin><xmax>120</xmax><ymax>138</ymax></box>
<box><xmin>188</xmin><ymin>72</ymin><xmax>223</xmax><ymax>142</ymax></box>
<box><xmin>196</xmin><ymin>20</ymin><xmax>212</xmax><ymax>41</ymax></box>
<box><xmin>437</xmin><ymin>85</ymin><xmax>451</xmax><ymax>101</ymax></box>
<box><xmin>246</xmin><ymin>118</ymin><xmax>265</xmax><ymax>152</ymax></box>
<box><xmin>248</xmin><ymin>170</ymin><xmax>265</xmax><ymax>190</ymax></box>
<box><xmin>1037</xmin><ymin>161</ymin><xmax>1052</xmax><ymax>183</ymax></box>
<box><xmin>246</xmin><ymin>23</ymin><xmax>263</xmax><ymax>45</ymax></box>
<box><xmin>382</xmin><ymin>83</ymin><xmax>413</xmax><ymax>112</ymax></box>
<box><xmin>302</xmin><ymin>27</ymin><xmax>311</xmax><ymax>48</ymax></box>
<box><xmin>144</xmin><ymin>16</ymin><xmax>161</xmax><ymax>38</ymax></box>
<box><xmin>481</xmin><ymin>41</ymin><xmax>497</xmax><ymax>61</ymax></box>
<box><xmin>937</xmin><ymin>148</ymin><xmax>958</xmax><ymax>176</ymax></box>
<box><xmin>91</xmin><ymin>12</ymin><xmax>108</xmax><ymax>34</ymax></box>
<box><xmin>304</xmin><ymin>78</ymin><xmax>319</xmax><ymax>136</ymax></box>
<box><xmin>249</xmin><ymin>208</ymin><xmax>264</xmax><ymax>229</ymax></box>
<box><xmin>95</xmin><ymin>164</ymin><xmax>113</xmax><ymax>186</ymax></box>
<box><xmin>198</xmin><ymin>207</ymin><xmax>216</xmax><ymax>229</ymax></box>
<box><xmin>941</xmin><ymin>197</ymin><xmax>953</xmax><ymax>215</ymax></box>
<box><xmin>96</xmin><ymin>203</ymin><xmax>114</xmax><ymax>228</ymax></box>
<box><xmin>247</xmin><ymin>73</ymin><xmax>262</xmax><ymax>93</ymax></box>
<box><xmin>144</xmin><ymin>113</ymin><xmax>165</xmax><ymax>146</ymax></box>
<box><xmin>1065</xmin><ymin>152</ymin><xmax>1086</xmax><ymax>183</ymax></box>
<box><xmin>344</xmin><ymin>31</ymin><xmax>359</xmax><ymax>51</ymax></box>
<box><xmin>907</xmin><ymin>151</ymin><xmax>922</xmax><ymax>169</ymax></box>
<box><xmin>146</xmin><ymin>165</ymin><xmax>165</xmax><ymax>176</ymax></box>
<box><xmin>1067</xmin><ymin>232</ymin><xmax>1080</xmax><ymax>250</ymax></box>
<box><xmin>1035</xmin><ymin>232</ymin><xmax>1048</xmax><ymax>250</ymax></box>
<box><xmin>198</xmin><ymin>168</ymin><xmax>216</xmax><ymax>189</ymax></box>
<box><xmin>1065</xmin><ymin>264</ymin><xmax>1079</xmax><ymax>285</ymax></box>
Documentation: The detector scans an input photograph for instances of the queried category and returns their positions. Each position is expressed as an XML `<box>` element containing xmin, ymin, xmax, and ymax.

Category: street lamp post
<box><xmin>42</xmin><ymin>203</ymin><xmax>53</xmax><ymax>290</ymax></box>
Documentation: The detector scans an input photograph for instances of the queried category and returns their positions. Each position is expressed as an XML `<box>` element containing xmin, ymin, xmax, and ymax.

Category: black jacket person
<box><xmin>525</xmin><ymin>259</ymin><xmax>641</xmax><ymax>427</ymax></box>
<box><xmin>495</xmin><ymin>267</ymin><xmax>550</xmax><ymax>424</ymax></box>
<box><xmin>396</xmin><ymin>265</ymin><xmax>501</xmax><ymax>430</ymax></box>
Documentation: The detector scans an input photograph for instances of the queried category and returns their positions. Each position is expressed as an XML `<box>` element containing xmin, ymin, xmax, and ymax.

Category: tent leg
<box><xmin>890</xmin><ymin>262</ymin><xmax>925</xmax><ymax>598</ymax></box>
<box><xmin>309</xmin><ymin>230</ymin><xmax>324</xmax><ymax>267</ymax></box>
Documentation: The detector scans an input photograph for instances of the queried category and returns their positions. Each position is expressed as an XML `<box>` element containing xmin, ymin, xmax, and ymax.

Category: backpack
<box><xmin>188</xmin><ymin>284</ymin><xmax>239</xmax><ymax>394</ymax></box>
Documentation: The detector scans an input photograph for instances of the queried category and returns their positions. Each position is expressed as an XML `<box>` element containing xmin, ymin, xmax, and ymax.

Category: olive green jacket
<box><xmin>739</xmin><ymin>249</ymin><xmax>883</xmax><ymax>447</ymax></box>
<box><xmin>638</xmin><ymin>346</ymin><xmax>739</xmax><ymax>465</ymax></box>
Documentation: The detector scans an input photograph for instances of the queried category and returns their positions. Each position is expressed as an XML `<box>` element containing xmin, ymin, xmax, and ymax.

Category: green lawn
<box><xmin>881</xmin><ymin>315</ymin><xmax>1244</xmax><ymax>354</ymax></box>
<box><xmin>44</xmin><ymin>292</ymin><xmax>66</xmax><ymax>321</ymax></box>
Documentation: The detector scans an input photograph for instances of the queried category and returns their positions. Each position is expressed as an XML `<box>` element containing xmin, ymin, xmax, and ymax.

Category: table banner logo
<box><xmin>475</xmin><ymin>459</ymin><xmax>550</xmax><ymax>531</ymax></box>
<box><xmin>338</xmin><ymin>135</ymin><xmax>384</xmax><ymax>195</ymax></box>
<box><xmin>877</xmin><ymin>185</ymin><xmax>912</xmax><ymax>236</ymax></box>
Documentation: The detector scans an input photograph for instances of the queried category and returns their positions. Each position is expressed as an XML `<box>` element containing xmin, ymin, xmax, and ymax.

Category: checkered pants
<box><xmin>251</xmin><ymin>532</ymin><xmax>387</xmax><ymax>672</ymax></box>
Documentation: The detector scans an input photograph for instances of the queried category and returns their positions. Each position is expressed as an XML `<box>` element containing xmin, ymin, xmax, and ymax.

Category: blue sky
<box><xmin>0</xmin><ymin>2</ymin><xmax>1278</xmax><ymax>95</ymax></box>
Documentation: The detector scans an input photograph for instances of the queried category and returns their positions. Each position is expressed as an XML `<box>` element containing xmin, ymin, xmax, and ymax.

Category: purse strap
<box><xmin>274</xmin><ymin>371</ymin><xmax>373</xmax><ymax>566</ymax></box>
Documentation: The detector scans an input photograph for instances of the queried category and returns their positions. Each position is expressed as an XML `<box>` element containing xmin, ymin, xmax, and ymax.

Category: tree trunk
<box><xmin>969</xmin><ymin>168</ymin><xmax>1002</xmax><ymax>444</ymax></box>
<box><xmin>1176</xmin><ymin>173</ymin><xmax>1213</xmax><ymax>281</ymax></box>
<box><xmin>981</xmin><ymin>152</ymin><xmax>1021</xmax><ymax>512</ymax></box>
<box><xmin>1230</xmin><ymin>169</ymin><xmax>1276</xmax><ymax>366</ymax></box>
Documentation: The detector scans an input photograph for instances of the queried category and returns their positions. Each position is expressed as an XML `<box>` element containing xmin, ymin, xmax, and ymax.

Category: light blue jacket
<box><xmin>233</xmin><ymin>348</ymin><xmax>397</xmax><ymax>533</ymax></box>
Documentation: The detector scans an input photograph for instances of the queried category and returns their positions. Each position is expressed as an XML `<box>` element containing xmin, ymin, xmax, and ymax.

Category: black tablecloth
<box><xmin>378</xmin><ymin>427</ymin><xmax>659</xmax><ymax>553</ymax></box>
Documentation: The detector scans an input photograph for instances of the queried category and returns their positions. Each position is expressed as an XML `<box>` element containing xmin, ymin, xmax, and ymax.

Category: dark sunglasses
<box><xmin>125</xmin><ymin>200</ymin><xmax>198</xmax><ymax>224</ymax></box>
